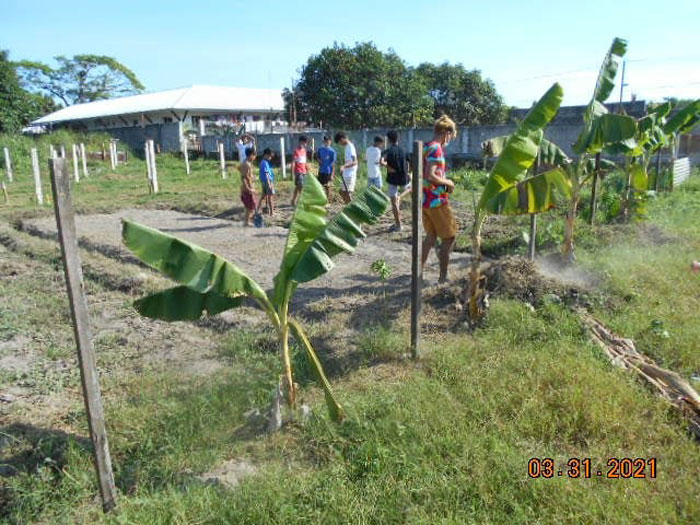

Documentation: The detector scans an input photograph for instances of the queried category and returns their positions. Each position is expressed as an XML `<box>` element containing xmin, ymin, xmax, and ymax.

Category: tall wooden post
<box><xmin>410</xmin><ymin>141</ymin><xmax>423</xmax><ymax>359</ymax></box>
<box><xmin>60</xmin><ymin>145</ymin><xmax>66</xmax><ymax>159</ymax></box>
<box><xmin>147</xmin><ymin>140</ymin><xmax>158</xmax><ymax>193</ymax></box>
<box><xmin>183</xmin><ymin>146</ymin><xmax>190</xmax><ymax>175</ymax></box>
<box><xmin>3</xmin><ymin>147</ymin><xmax>12</xmax><ymax>182</ymax></box>
<box><xmin>280</xmin><ymin>136</ymin><xmax>287</xmax><ymax>179</ymax></box>
<box><xmin>31</xmin><ymin>148</ymin><xmax>43</xmax><ymax>205</ymax></box>
<box><xmin>80</xmin><ymin>143</ymin><xmax>89</xmax><ymax>178</ymax></box>
<box><xmin>589</xmin><ymin>153</ymin><xmax>601</xmax><ymax>225</ymax></box>
<box><xmin>218</xmin><ymin>142</ymin><xmax>226</xmax><ymax>179</ymax></box>
<box><xmin>48</xmin><ymin>158</ymin><xmax>117</xmax><ymax>513</ymax></box>
<box><xmin>50</xmin><ymin>144</ymin><xmax>57</xmax><ymax>159</ymax></box>
<box><xmin>108</xmin><ymin>141</ymin><xmax>115</xmax><ymax>171</ymax></box>
<box><xmin>72</xmin><ymin>144</ymin><xmax>80</xmax><ymax>183</ymax></box>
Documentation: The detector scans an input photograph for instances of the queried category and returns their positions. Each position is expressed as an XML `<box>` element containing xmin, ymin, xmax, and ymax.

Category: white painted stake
<box><xmin>108</xmin><ymin>141</ymin><xmax>115</xmax><ymax>171</ymax></box>
<box><xmin>60</xmin><ymin>145</ymin><xmax>66</xmax><ymax>159</ymax></box>
<box><xmin>280</xmin><ymin>136</ymin><xmax>287</xmax><ymax>179</ymax></box>
<box><xmin>144</xmin><ymin>141</ymin><xmax>152</xmax><ymax>188</ymax></box>
<box><xmin>3</xmin><ymin>147</ymin><xmax>12</xmax><ymax>182</ymax></box>
<box><xmin>31</xmin><ymin>148</ymin><xmax>43</xmax><ymax>205</ymax></box>
<box><xmin>148</xmin><ymin>140</ymin><xmax>158</xmax><ymax>193</ymax></box>
<box><xmin>183</xmin><ymin>146</ymin><xmax>190</xmax><ymax>175</ymax></box>
<box><xmin>80</xmin><ymin>144</ymin><xmax>89</xmax><ymax>177</ymax></box>
<box><xmin>113</xmin><ymin>141</ymin><xmax>119</xmax><ymax>167</ymax></box>
<box><xmin>50</xmin><ymin>144</ymin><xmax>56</xmax><ymax>159</ymax></box>
<box><xmin>72</xmin><ymin>144</ymin><xmax>80</xmax><ymax>183</ymax></box>
<box><xmin>218</xmin><ymin>142</ymin><xmax>226</xmax><ymax>179</ymax></box>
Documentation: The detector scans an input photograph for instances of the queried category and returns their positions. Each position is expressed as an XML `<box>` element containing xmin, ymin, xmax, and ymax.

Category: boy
<box><xmin>236</xmin><ymin>133</ymin><xmax>256</xmax><ymax>161</ymax></box>
<box><xmin>334</xmin><ymin>131</ymin><xmax>357</xmax><ymax>204</ymax></box>
<box><xmin>238</xmin><ymin>147</ymin><xmax>257</xmax><ymax>227</ymax></box>
<box><xmin>258</xmin><ymin>148</ymin><xmax>275</xmax><ymax>216</ymax></box>
<box><xmin>365</xmin><ymin>136</ymin><xmax>384</xmax><ymax>189</ymax></box>
<box><xmin>383</xmin><ymin>130</ymin><xmax>411</xmax><ymax>232</ymax></box>
<box><xmin>317</xmin><ymin>136</ymin><xmax>337</xmax><ymax>200</ymax></box>
<box><xmin>291</xmin><ymin>135</ymin><xmax>308</xmax><ymax>207</ymax></box>
<box><xmin>422</xmin><ymin>116</ymin><xmax>458</xmax><ymax>283</ymax></box>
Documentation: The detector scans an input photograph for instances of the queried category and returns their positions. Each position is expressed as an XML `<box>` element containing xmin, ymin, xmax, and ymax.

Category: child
<box><xmin>317</xmin><ymin>136</ymin><xmax>337</xmax><ymax>200</ymax></box>
<box><xmin>334</xmin><ymin>131</ymin><xmax>357</xmax><ymax>204</ymax></box>
<box><xmin>258</xmin><ymin>148</ymin><xmax>275</xmax><ymax>216</ymax></box>
<box><xmin>365</xmin><ymin>136</ymin><xmax>384</xmax><ymax>189</ymax></box>
<box><xmin>236</xmin><ymin>133</ymin><xmax>256</xmax><ymax>161</ymax></box>
<box><xmin>383</xmin><ymin>130</ymin><xmax>411</xmax><ymax>232</ymax></box>
<box><xmin>291</xmin><ymin>135</ymin><xmax>308</xmax><ymax>207</ymax></box>
<box><xmin>238</xmin><ymin>147</ymin><xmax>257</xmax><ymax>226</ymax></box>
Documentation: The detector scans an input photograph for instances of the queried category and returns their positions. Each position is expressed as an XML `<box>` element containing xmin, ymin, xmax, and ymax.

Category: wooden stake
<box><xmin>108</xmin><ymin>141</ymin><xmax>115</xmax><ymax>171</ymax></box>
<box><xmin>1</xmin><ymin>181</ymin><xmax>8</xmax><ymax>204</ymax></box>
<box><xmin>589</xmin><ymin>153</ymin><xmax>601</xmax><ymax>225</ymax></box>
<box><xmin>60</xmin><ymin>145</ymin><xmax>66</xmax><ymax>159</ymax></box>
<box><xmin>80</xmin><ymin>143</ymin><xmax>89</xmax><ymax>178</ymax></box>
<box><xmin>50</xmin><ymin>144</ymin><xmax>57</xmax><ymax>159</ymax></box>
<box><xmin>528</xmin><ymin>215</ymin><xmax>537</xmax><ymax>260</ymax></box>
<box><xmin>410</xmin><ymin>141</ymin><xmax>423</xmax><ymax>359</ymax></box>
<box><xmin>3</xmin><ymin>147</ymin><xmax>12</xmax><ymax>182</ymax></box>
<box><xmin>31</xmin><ymin>148</ymin><xmax>43</xmax><ymax>205</ymax></box>
<box><xmin>218</xmin><ymin>142</ymin><xmax>226</xmax><ymax>179</ymax></box>
<box><xmin>48</xmin><ymin>158</ymin><xmax>117</xmax><ymax>513</ymax></box>
<box><xmin>280</xmin><ymin>136</ymin><xmax>287</xmax><ymax>179</ymax></box>
<box><xmin>183</xmin><ymin>146</ymin><xmax>190</xmax><ymax>175</ymax></box>
<box><xmin>72</xmin><ymin>144</ymin><xmax>80</xmax><ymax>183</ymax></box>
<box><xmin>148</xmin><ymin>140</ymin><xmax>159</xmax><ymax>193</ymax></box>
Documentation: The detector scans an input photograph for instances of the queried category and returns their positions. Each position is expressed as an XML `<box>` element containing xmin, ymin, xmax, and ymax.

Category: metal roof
<box><xmin>33</xmin><ymin>85</ymin><xmax>285</xmax><ymax>125</ymax></box>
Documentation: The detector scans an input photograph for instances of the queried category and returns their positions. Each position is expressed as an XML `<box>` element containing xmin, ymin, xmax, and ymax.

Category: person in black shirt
<box><xmin>382</xmin><ymin>130</ymin><xmax>412</xmax><ymax>232</ymax></box>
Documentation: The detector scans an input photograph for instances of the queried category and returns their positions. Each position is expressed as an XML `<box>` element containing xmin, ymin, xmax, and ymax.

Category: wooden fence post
<box><xmin>528</xmin><ymin>215</ymin><xmax>537</xmax><ymax>260</ymax></box>
<box><xmin>108</xmin><ymin>141</ymin><xmax>115</xmax><ymax>171</ymax></box>
<box><xmin>183</xmin><ymin>145</ymin><xmax>190</xmax><ymax>175</ymax></box>
<box><xmin>72</xmin><ymin>144</ymin><xmax>80</xmax><ymax>183</ymax></box>
<box><xmin>50</xmin><ymin>144</ymin><xmax>57</xmax><ymax>159</ymax></box>
<box><xmin>411</xmin><ymin>141</ymin><xmax>423</xmax><ymax>359</ymax></box>
<box><xmin>148</xmin><ymin>140</ymin><xmax>159</xmax><ymax>193</ymax></box>
<box><xmin>280</xmin><ymin>136</ymin><xmax>287</xmax><ymax>179</ymax></box>
<box><xmin>48</xmin><ymin>158</ymin><xmax>117</xmax><ymax>513</ymax></box>
<box><xmin>218</xmin><ymin>142</ymin><xmax>226</xmax><ymax>179</ymax></box>
<box><xmin>3</xmin><ymin>147</ymin><xmax>12</xmax><ymax>182</ymax></box>
<box><xmin>80</xmin><ymin>143</ymin><xmax>89</xmax><ymax>178</ymax></box>
<box><xmin>31</xmin><ymin>148</ymin><xmax>43</xmax><ymax>205</ymax></box>
<box><xmin>60</xmin><ymin>145</ymin><xmax>66</xmax><ymax>159</ymax></box>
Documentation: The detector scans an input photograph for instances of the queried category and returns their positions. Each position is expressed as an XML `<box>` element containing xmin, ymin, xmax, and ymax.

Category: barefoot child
<box><xmin>258</xmin><ymin>148</ymin><xmax>275</xmax><ymax>216</ymax></box>
<box><xmin>238</xmin><ymin>147</ymin><xmax>257</xmax><ymax>226</ymax></box>
<box><xmin>334</xmin><ymin>131</ymin><xmax>357</xmax><ymax>204</ymax></box>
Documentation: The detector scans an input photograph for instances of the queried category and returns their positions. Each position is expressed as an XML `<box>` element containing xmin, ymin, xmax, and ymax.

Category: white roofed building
<box><xmin>32</xmin><ymin>85</ymin><xmax>286</xmax><ymax>152</ymax></box>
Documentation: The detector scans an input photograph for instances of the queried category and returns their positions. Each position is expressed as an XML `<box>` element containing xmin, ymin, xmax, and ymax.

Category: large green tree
<box><xmin>0</xmin><ymin>50</ymin><xmax>56</xmax><ymax>132</ymax></box>
<box><xmin>416</xmin><ymin>62</ymin><xmax>507</xmax><ymax>125</ymax></box>
<box><xmin>288</xmin><ymin>42</ymin><xmax>433</xmax><ymax>129</ymax></box>
<box><xmin>16</xmin><ymin>54</ymin><xmax>145</xmax><ymax>106</ymax></box>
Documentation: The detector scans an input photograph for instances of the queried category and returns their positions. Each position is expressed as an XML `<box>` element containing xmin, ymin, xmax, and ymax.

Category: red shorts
<box><xmin>240</xmin><ymin>191</ymin><xmax>256</xmax><ymax>211</ymax></box>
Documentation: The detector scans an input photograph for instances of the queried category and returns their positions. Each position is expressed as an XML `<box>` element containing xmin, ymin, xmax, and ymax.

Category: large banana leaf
<box><xmin>482</xmin><ymin>168</ymin><xmax>572</xmax><ymax>215</ymax></box>
<box><xmin>663</xmin><ymin>99</ymin><xmax>700</xmax><ymax>136</ymax></box>
<box><xmin>273</xmin><ymin>176</ymin><xmax>389</xmax><ymax>304</ymax></box>
<box><xmin>482</xmin><ymin>136</ymin><xmax>570</xmax><ymax>168</ymax></box>
<box><xmin>478</xmin><ymin>83</ymin><xmax>563</xmax><ymax>211</ymax></box>
<box><xmin>134</xmin><ymin>286</ymin><xmax>244</xmax><ymax>321</ymax></box>
<box><xmin>577</xmin><ymin>113</ymin><xmax>638</xmax><ymax>154</ymax></box>
<box><xmin>122</xmin><ymin>220</ymin><xmax>271</xmax><ymax>308</ymax></box>
<box><xmin>288</xmin><ymin>318</ymin><xmax>344</xmax><ymax>422</ymax></box>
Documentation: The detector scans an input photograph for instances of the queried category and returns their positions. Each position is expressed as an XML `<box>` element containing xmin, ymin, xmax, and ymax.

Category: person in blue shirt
<box><xmin>316</xmin><ymin>136</ymin><xmax>337</xmax><ymax>200</ymax></box>
<box><xmin>258</xmin><ymin>148</ymin><xmax>275</xmax><ymax>216</ymax></box>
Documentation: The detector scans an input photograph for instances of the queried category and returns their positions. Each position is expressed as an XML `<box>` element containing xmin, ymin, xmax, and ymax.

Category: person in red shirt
<box><xmin>291</xmin><ymin>135</ymin><xmax>309</xmax><ymax>207</ymax></box>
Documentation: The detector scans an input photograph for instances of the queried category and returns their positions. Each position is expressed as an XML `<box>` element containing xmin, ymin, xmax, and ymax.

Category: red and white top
<box><xmin>293</xmin><ymin>146</ymin><xmax>308</xmax><ymax>174</ymax></box>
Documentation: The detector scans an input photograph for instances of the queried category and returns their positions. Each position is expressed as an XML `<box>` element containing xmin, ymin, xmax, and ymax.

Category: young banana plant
<box><xmin>122</xmin><ymin>175</ymin><xmax>390</xmax><ymax>422</ymax></box>
<box><xmin>467</xmin><ymin>83</ymin><xmax>572</xmax><ymax>321</ymax></box>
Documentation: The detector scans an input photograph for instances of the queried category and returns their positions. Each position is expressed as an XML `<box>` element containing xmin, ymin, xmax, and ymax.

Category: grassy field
<box><xmin>1</xmin><ymin>143</ymin><xmax>699</xmax><ymax>524</ymax></box>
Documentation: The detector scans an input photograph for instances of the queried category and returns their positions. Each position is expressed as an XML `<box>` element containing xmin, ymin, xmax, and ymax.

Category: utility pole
<box><xmin>618</xmin><ymin>60</ymin><xmax>627</xmax><ymax>113</ymax></box>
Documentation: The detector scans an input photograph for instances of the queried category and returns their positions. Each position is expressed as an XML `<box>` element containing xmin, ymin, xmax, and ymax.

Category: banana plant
<box><xmin>122</xmin><ymin>176</ymin><xmax>390</xmax><ymax>422</ymax></box>
<box><xmin>467</xmin><ymin>83</ymin><xmax>572</xmax><ymax>321</ymax></box>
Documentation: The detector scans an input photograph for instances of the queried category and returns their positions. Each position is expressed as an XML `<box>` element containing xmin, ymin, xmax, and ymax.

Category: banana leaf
<box><xmin>134</xmin><ymin>286</ymin><xmax>244</xmax><ymax>321</ymax></box>
<box><xmin>630</xmin><ymin>163</ymin><xmax>648</xmax><ymax>192</ymax></box>
<box><xmin>288</xmin><ymin>318</ymin><xmax>344</xmax><ymax>422</ymax></box>
<box><xmin>482</xmin><ymin>136</ymin><xmax>570</xmax><ymax>168</ymax></box>
<box><xmin>478</xmin><ymin>83</ymin><xmax>563</xmax><ymax>211</ymax></box>
<box><xmin>584</xmin><ymin>38</ymin><xmax>628</xmax><ymax>125</ymax></box>
<box><xmin>650</xmin><ymin>101</ymin><xmax>673</xmax><ymax>120</ymax></box>
<box><xmin>663</xmin><ymin>99</ymin><xmax>700</xmax><ymax>136</ymax></box>
<box><xmin>122</xmin><ymin>220</ymin><xmax>271</xmax><ymax>308</ymax></box>
<box><xmin>482</xmin><ymin>168</ymin><xmax>572</xmax><ymax>215</ymax></box>
<box><xmin>273</xmin><ymin>176</ymin><xmax>389</xmax><ymax>304</ymax></box>
<box><xmin>577</xmin><ymin>113</ymin><xmax>638</xmax><ymax>154</ymax></box>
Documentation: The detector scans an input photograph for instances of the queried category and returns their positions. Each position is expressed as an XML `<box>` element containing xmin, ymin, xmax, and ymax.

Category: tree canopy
<box><xmin>0</xmin><ymin>50</ymin><xmax>57</xmax><ymax>133</ymax></box>
<box><xmin>16</xmin><ymin>54</ymin><xmax>145</xmax><ymax>106</ymax></box>
<box><xmin>416</xmin><ymin>62</ymin><xmax>507</xmax><ymax>125</ymax></box>
<box><xmin>287</xmin><ymin>42</ymin><xmax>506</xmax><ymax>129</ymax></box>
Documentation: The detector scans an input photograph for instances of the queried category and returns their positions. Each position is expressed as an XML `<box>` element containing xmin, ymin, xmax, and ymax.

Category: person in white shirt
<box><xmin>334</xmin><ymin>131</ymin><xmax>357</xmax><ymax>203</ymax></box>
<box><xmin>235</xmin><ymin>133</ymin><xmax>256</xmax><ymax>161</ymax></box>
<box><xmin>365</xmin><ymin>136</ymin><xmax>384</xmax><ymax>189</ymax></box>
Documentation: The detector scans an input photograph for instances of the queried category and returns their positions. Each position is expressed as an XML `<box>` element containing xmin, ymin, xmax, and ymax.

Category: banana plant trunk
<box><xmin>468</xmin><ymin>214</ymin><xmax>486</xmax><ymax>320</ymax></box>
<box><xmin>563</xmin><ymin>184</ymin><xmax>579</xmax><ymax>263</ymax></box>
<box><xmin>277</xmin><ymin>300</ymin><xmax>296</xmax><ymax>409</ymax></box>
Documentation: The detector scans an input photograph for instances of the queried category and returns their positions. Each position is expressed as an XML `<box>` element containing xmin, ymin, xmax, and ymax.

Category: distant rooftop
<box><xmin>33</xmin><ymin>85</ymin><xmax>285</xmax><ymax>125</ymax></box>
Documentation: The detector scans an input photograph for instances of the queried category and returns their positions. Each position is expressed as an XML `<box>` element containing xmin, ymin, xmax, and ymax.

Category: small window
<box><xmin>163</xmin><ymin>117</ymin><xmax>173</xmax><ymax>123</ymax></box>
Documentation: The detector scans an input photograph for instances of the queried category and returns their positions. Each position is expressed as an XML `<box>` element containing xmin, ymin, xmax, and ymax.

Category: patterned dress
<box><xmin>422</xmin><ymin>141</ymin><xmax>449</xmax><ymax>208</ymax></box>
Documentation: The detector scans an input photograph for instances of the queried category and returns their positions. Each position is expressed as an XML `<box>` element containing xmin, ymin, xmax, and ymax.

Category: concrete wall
<box><xmin>102</xmin><ymin>122</ymin><xmax>182</xmax><ymax>154</ymax></box>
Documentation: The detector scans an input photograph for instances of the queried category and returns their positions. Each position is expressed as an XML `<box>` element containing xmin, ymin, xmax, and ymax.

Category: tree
<box><xmin>122</xmin><ymin>178</ymin><xmax>390</xmax><ymax>422</ymax></box>
<box><xmin>16</xmin><ymin>54</ymin><xmax>145</xmax><ymax>106</ymax></box>
<box><xmin>416</xmin><ymin>62</ymin><xmax>507</xmax><ymax>125</ymax></box>
<box><xmin>0</xmin><ymin>50</ymin><xmax>56</xmax><ymax>132</ymax></box>
<box><xmin>288</xmin><ymin>42</ymin><xmax>433</xmax><ymax>129</ymax></box>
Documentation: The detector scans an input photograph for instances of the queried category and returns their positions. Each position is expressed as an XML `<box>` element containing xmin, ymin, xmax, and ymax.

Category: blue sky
<box><xmin>3</xmin><ymin>0</ymin><xmax>699</xmax><ymax>108</ymax></box>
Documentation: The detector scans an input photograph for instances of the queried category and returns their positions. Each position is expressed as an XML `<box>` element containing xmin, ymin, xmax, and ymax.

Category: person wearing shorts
<box><xmin>291</xmin><ymin>136</ymin><xmax>308</xmax><ymax>207</ymax></box>
<box><xmin>422</xmin><ymin>116</ymin><xmax>459</xmax><ymax>283</ymax></box>
<box><xmin>365</xmin><ymin>136</ymin><xmax>384</xmax><ymax>189</ymax></box>
<box><xmin>258</xmin><ymin>148</ymin><xmax>275</xmax><ymax>216</ymax></box>
<box><xmin>334</xmin><ymin>131</ymin><xmax>357</xmax><ymax>203</ymax></box>
<box><xmin>317</xmin><ymin>136</ymin><xmax>337</xmax><ymax>200</ymax></box>
<box><xmin>238</xmin><ymin>147</ymin><xmax>257</xmax><ymax>227</ymax></box>
<box><xmin>383</xmin><ymin>130</ymin><xmax>411</xmax><ymax>232</ymax></box>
